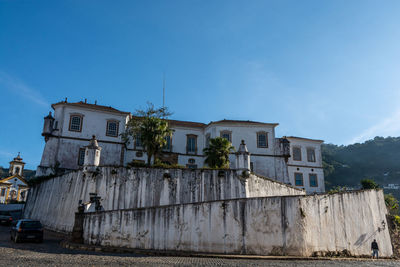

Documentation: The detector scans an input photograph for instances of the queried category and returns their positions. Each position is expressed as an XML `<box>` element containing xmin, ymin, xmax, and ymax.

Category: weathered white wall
<box><xmin>205</xmin><ymin>123</ymin><xmax>277</xmax><ymax>155</ymax></box>
<box><xmin>38</xmin><ymin>104</ymin><xmax>128</xmax><ymax>174</ymax></box>
<box><xmin>83</xmin><ymin>190</ymin><xmax>392</xmax><ymax>257</ymax></box>
<box><xmin>54</xmin><ymin>105</ymin><xmax>128</xmax><ymax>142</ymax></box>
<box><xmin>300</xmin><ymin>190</ymin><xmax>392</xmax><ymax>256</ymax></box>
<box><xmin>288</xmin><ymin>166</ymin><xmax>325</xmax><ymax>193</ymax></box>
<box><xmin>286</xmin><ymin>137</ymin><xmax>325</xmax><ymax>193</ymax></box>
<box><xmin>24</xmin><ymin>167</ymin><xmax>304</xmax><ymax>233</ymax></box>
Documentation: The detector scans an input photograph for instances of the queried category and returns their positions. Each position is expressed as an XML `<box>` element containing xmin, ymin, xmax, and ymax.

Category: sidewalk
<box><xmin>60</xmin><ymin>240</ymin><xmax>398</xmax><ymax>261</ymax></box>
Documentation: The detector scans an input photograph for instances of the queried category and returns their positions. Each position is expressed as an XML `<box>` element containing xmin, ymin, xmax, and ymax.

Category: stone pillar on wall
<box><xmin>71</xmin><ymin>204</ymin><xmax>85</xmax><ymax>244</ymax></box>
<box><xmin>236</xmin><ymin>140</ymin><xmax>250</xmax><ymax>172</ymax></box>
<box><xmin>83</xmin><ymin>135</ymin><xmax>102</xmax><ymax>173</ymax></box>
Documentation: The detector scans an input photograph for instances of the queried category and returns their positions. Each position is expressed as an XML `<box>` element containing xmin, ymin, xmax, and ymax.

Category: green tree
<box><xmin>122</xmin><ymin>103</ymin><xmax>173</xmax><ymax>166</ymax></box>
<box><xmin>203</xmin><ymin>137</ymin><xmax>235</xmax><ymax>168</ymax></box>
<box><xmin>360</xmin><ymin>179</ymin><xmax>379</xmax><ymax>190</ymax></box>
<box><xmin>385</xmin><ymin>194</ymin><xmax>399</xmax><ymax>215</ymax></box>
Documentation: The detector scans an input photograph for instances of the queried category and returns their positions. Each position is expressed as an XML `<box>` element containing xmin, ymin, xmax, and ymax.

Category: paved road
<box><xmin>0</xmin><ymin>225</ymin><xmax>398</xmax><ymax>266</ymax></box>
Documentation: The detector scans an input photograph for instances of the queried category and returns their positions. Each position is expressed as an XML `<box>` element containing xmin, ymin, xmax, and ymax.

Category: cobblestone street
<box><xmin>0</xmin><ymin>226</ymin><xmax>398</xmax><ymax>266</ymax></box>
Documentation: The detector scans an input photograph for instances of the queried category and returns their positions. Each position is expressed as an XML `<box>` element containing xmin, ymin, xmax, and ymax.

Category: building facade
<box><xmin>36</xmin><ymin>100</ymin><xmax>325</xmax><ymax>193</ymax></box>
<box><xmin>0</xmin><ymin>154</ymin><xmax>29</xmax><ymax>203</ymax></box>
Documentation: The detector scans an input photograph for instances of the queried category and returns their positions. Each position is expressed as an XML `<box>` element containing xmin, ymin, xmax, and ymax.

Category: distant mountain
<box><xmin>0</xmin><ymin>167</ymin><xmax>36</xmax><ymax>180</ymax></box>
<box><xmin>323</xmin><ymin>136</ymin><xmax>400</xmax><ymax>199</ymax></box>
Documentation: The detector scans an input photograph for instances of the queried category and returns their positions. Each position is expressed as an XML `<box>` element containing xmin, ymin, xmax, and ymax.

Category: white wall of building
<box><xmin>37</xmin><ymin>102</ymin><xmax>325</xmax><ymax>193</ymax></box>
<box><xmin>38</xmin><ymin>103</ymin><xmax>128</xmax><ymax>174</ymax></box>
<box><xmin>53</xmin><ymin>105</ymin><xmax>128</xmax><ymax>142</ymax></box>
<box><xmin>286</xmin><ymin>137</ymin><xmax>325</xmax><ymax>193</ymax></box>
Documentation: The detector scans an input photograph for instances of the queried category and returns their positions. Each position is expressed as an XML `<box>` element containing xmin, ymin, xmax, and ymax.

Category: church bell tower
<box><xmin>9</xmin><ymin>153</ymin><xmax>25</xmax><ymax>176</ymax></box>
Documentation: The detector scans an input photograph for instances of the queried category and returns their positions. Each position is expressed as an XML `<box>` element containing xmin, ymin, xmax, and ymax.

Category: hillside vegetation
<box><xmin>0</xmin><ymin>167</ymin><xmax>36</xmax><ymax>180</ymax></box>
<box><xmin>323</xmin><ymin>136</ymin><xmax>400</xmax><ymax>199</ymax></box>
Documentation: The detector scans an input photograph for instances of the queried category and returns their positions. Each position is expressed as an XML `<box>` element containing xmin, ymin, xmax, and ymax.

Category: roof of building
<box><xmin>207</xmin><ymin>119</ymin><xmax>279</xmax><ymax>127</ymax></box>
<box><xmin>167</xmin><ymin>119</ymin><xmax>279</xmax><ymax>129</ymax></box>
<box><xmin>52</xmin><ymin>100</ymin><xmax>131</xmax><ymax>115</ymax></box>
<box><xmin>167</xmin><ymin>119</ymin><xmax>206</xmax><ymax>128</ymax></box>
<box><xmin>284</xmin><ymin>136</ymin><xmax>324</xmax><ymax>143</ymax></box>
<box><xmin>0</xmin><ymin>175</ymin><xmax>28</xmax><ymax>186</ymax></box>
<box><xmin>9</xmin><ymin>153</ymin><xmax>25</xmax><ymax>165</ymax></box>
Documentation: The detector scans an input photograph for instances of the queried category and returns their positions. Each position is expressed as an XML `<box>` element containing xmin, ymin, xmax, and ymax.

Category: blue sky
<box><xmin>1</xmin><ymin>0</ymin><xmax>400</xmax><ymax>169</ymax></box>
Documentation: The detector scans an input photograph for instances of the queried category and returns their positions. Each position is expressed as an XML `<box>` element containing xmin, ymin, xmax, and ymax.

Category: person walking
<box><xmin>371</xmin><ymin>239</ymin><xmax>379</xmax><ymax>259</ymax></box>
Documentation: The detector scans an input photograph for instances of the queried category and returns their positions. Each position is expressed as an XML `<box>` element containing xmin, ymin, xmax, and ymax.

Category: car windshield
<box><xmin>21</xmin><ymin>221</ymin><xmax>42</xmax><ymax>228</ymax></box>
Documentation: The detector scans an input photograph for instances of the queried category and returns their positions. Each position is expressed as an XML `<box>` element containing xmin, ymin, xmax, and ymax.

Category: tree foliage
<box><xmin>360</xmin><ymin>179</ymin><xmax>379</xmax><ymax>189</ymax></box>
<box><xmin>385</xmin><ymin>193</ymin><xmax>399</xmax><ymax>215</ymax></box>
<box><xmin>122</xmin><ymin>103</ymin><xmax>173</xmax><ymax>166</ymax></box>
<box><xmin>0</xmin><ymin>167</ymin><xmax>36</xmax><ymax>180</ymax></box>
<box><xmin>322</xmin><ymin>136</ymin><xmax>400</xmax><ymax>200</ymax></box>
<box><xmin>203</xmin><ymin>137</ymin><xmax>235</xmax><ymax>168</ymax></box>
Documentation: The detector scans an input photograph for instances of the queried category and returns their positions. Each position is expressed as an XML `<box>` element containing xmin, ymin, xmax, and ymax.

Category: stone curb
<box><xmin>60</xmin><ymin>240</ymin><xmax>397</xmax><ymax>261</ymax></box>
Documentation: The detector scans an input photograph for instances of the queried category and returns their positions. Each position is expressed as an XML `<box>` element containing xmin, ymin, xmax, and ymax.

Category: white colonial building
<box><xmin>0</xmin><ymin>154</ymin><xmax>29</xmax><ymax>203</ymax></box>
<box><xmin>37</xmin><ymin>99</ymin><xmax>325</xmax><ymax>193</ymax></box>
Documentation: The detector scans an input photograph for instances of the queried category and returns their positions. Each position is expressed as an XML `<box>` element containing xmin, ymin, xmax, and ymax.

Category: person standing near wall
<box><xmin>371</xmin><ymin>239</ymin><xmax>379</xmax><ymax>259</ymax></box>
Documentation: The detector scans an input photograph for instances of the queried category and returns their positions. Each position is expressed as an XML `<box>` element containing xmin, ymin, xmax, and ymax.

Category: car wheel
<box><xmin>14</xmin><ymin>234</ymin><xmax>19</xmax><ymax>243</ymax></box>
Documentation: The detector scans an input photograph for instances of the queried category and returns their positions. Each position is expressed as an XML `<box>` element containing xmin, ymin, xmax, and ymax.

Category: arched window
<box><xmin>69</xmin><ymin>114</ymin><xmax>83</xmax><ymax>132</ymax></box>
<box><xmin>106</xmin><ymin>120</ymin><xmax>119</xmax><ymax>137</ymax></box>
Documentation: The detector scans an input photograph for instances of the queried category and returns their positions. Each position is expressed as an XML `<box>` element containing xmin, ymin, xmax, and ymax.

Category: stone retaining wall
<box><xmin>23</xmin><ymin>167</ymin><xmax>304</xmax><ymax>232</ymax></box>
<box><xmin>82</xmin><ymin>190</ymin><xmax>392</xmax><ymax>257</ymax></box>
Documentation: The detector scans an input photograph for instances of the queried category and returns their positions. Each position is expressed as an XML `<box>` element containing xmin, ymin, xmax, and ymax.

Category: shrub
<box><xmin>394</xmin><ymin>215</ymin><xmax>400</xmax><ymax>226</ymax></box>
<box><xmin>360</xmin><ymin>179</ymin><xmax>379</xmax><ymax>189</ymax></box>
<box><xmin>127</xmin><ymin>160</ymin><xmax>147</xmax><ymax>168</ymax></box>
<box><xmin>385</xmin><ymin>193</ymin><xmax>399</xmax><ymax>215</ymax></box>
<box><xmin>327</xmin><ymin>186</ymin><xmax>348</xmax><ymax>194</ymax></box>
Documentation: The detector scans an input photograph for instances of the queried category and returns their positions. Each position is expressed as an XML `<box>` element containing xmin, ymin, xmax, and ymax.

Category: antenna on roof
<box><xmin>162</xmin><ymin>72</ymin><xmax>165</xmax><ymax>109</ymax></box>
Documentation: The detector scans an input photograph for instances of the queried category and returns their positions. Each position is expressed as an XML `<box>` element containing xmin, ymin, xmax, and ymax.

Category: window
<box><xmin>257</xmin><ymin>132</ymin><xmax>268</xmax><ymax>148</ymax></box>
<box><xmin>78</xmin><ymin>148</ymin><xmax>85</xmax><ymax>166</ymax></box>
<box><xmin>0</xmin><ymin>188</ymin><xmax>5</xmax><ymax>197</ymax></box>
<box><xmin>294</xmin><ymin>172</ymin><xmax>304</xmax><ymax>186</ymax></box>
<box><xmin>220</xmin><ymin>131</ymin><xmax>232</xmax><ymax>142</ymax></box>
<box><xmin>69</xmin><ymin>115</ymin><xmax>83</xmax><ymax>132</ymax></box>
<box><xmin>307</xmin><ymin>148</ymin><xmax>316</xmax><ymax>162</ymax></box>
<box><xmin>164</xmin><ymin>135</ymin><xmax>172</xmax><ymax>151</ymax></box>
<box><xmin>15</xmin><ymin>167</ymin><xmax>20</xmax><ymax>175</ymax></box>
<box><xmin>106</xmin><ymin>121</ymin><xmax>119</xmax><ymax>137</ymax></box>
<box><xmin>309</xmin><ymin>174</ymin><xmax>318</xmax><ymax>187</ymax></box>
<box><xmin>250</xmin><ymin>162</ymin><xmax>254</xmax><ymax>172</ymax></box>
<box><xmin>292</xmin><ymin>147</ymin><xmax>302</xmax><ymax>161</ymax></box>
<box><xmin>135</xmin><ymin>133</ymin><xmax>142</xmax><ymax>148</ymax></box>
<box><xmin>205</xmin><ymin>133</ymin><xmax>211</xmax><ymax>148</ymax></box>
<box><xmin>20</xmin><ymin>191</ymin><xmax>25</xmax><ymax>200</ymax></box>
<box><xmin>186</xmin><ymin>135</ymin><xmax>197</xmax><ymax>154</ymax></box>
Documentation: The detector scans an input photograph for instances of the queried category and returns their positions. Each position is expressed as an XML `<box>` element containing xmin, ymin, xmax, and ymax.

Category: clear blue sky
<box><xmin>1</xmin><ymin>0</ymin><xmax>400</xmax><ymax>169</ymax></box>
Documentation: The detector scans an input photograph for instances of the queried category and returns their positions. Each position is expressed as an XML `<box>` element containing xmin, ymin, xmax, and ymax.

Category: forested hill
<box><xmin>323</xmin><ymin>136</ymin><xmax>400</xmax><ymax>197</ymax></box>
<box><xmin>0</xmin><ymin>167</ymin><xmax>36</xmax><ymax>180</ymax></box>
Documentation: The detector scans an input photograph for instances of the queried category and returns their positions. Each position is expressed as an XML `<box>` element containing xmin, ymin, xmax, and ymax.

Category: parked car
<box><xmin>0</xmin><ymin>211</ymin><xmax>14</xmax><ymax>225</ymax></box>
<box><xmin>10</xmin><ymin>219</ymin><xmax>43</xmax><ymax>243</ymax></box>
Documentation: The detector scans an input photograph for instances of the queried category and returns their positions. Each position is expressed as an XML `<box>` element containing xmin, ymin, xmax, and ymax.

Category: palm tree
<box><xmin>203</xmin><ymin>137</ymin><xmax>235</xmax><ymax>168</ymax></box>
<box><xmin>122</xmin><ymin>103</ymin><xmax>173</xmax><ymax>166</ymax></box>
